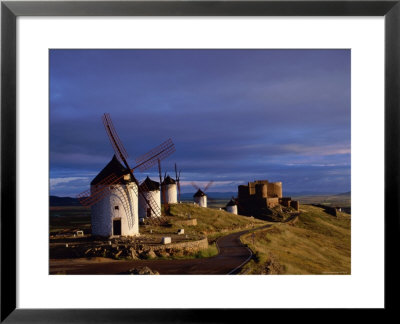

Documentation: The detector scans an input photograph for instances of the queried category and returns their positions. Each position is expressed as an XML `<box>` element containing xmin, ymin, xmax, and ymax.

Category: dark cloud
<box><xmin>50</xmin><ymin>49</ymin><xmax>350</xmax><ymax>196</ymax></box>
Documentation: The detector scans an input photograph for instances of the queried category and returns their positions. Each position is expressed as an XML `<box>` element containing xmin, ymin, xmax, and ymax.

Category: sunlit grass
<box><xmin>241</xmin><ymin>205</ymin><xmax>351</xmax><ymax>274</ymax></box>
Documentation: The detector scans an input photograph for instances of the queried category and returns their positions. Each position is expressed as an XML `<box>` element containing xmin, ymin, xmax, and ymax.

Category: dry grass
<box><xmin>293</xmin><ymin>193</ymin><xmax>351</xmax><ymax>207</ymax></box>
<box><xmin>165</xmin><ymin>203</ymin><xmax>267</xmax><ymax>241</ymax></box>
<box><xmin>241</xmin><ymin>205</ymin><xmax>351</xmax><ymax>275</ymax></box>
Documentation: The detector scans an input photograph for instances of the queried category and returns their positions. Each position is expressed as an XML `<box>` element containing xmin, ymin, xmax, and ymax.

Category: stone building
<box><xmin>90</xmin><ymin>155</ymin><xmax>139</xmax><ymax>237</ymax></box>
<box><xmin>238</xmin><ymin>179</ymin><xmax>299</xmax><ymax>216</ymax></box>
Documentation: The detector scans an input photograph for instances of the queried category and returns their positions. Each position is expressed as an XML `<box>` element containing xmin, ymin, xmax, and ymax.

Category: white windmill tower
<box><xmin>193</xmin><ymin>189</ymin><xmax>207</xmax><ymax>207</ymax></box>
<box><xmin>90</xmin><ymin>155</ymin><xmax>139</xmax><ymax>236</ymax></box>
<box><xmin>139</xmin><ymin>176</ymin><xmax>161</xmax><ymax>218</ymax></box>
<box><xmin>161</xmin><ymin>175</ymin><xmax>177</xmax><ymax>204</ymax></box>
<box><xmin>192</xmin><ymin>181</ymin><xmax>214</xmax><ymax>208</ymax></box>
<box><xmin>226</xmin><ymin>198</ymin><xmax>238</xmax><ymax>215</ymax></box>
<box><xmin>77</xmin><ymin>113</ymin><xmax>176</xmax><ymax>236</ymax></box>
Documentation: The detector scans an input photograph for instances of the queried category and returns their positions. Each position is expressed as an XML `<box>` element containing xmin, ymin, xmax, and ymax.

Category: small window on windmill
<box><xmin>114</xmin><ymin>206</ymin><xmax>119</xmax><ymax>210</ymax></box>
<box><xmin>123</xmin><ymin>174</ymin><xmax>130</xmax><ymax>181</ymax></box>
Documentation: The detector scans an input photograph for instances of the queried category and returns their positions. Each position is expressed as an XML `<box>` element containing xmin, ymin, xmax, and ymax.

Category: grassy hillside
<box><xmin>164</xmin><ymin>203</ymin><xmax>267</xmax><ymax>241</ymax></box>
<box><xmin>49</xmin><ymin>203</ymin><xmax>266</xmax><ymax>239</ymax></box>
<box><xmin>240</xmin><ymin>205</ymin><xmax>351</xmax><ymax>274</ymax></box>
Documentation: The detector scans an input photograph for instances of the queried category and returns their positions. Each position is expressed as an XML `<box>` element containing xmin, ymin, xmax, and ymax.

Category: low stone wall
<box><xmin>141</xmin><ymin>237</ymin><xmax>208</xmax><ymax>253</ymax></box>
<box><xmin>50</xmin><ymin>237</ymin><xmax>209</xmax><ymax>260</ymax></box>
<box><xmin>173</xmin><ymin>219</ymin><xmax>197</xmax><ymax>226</ymax></box>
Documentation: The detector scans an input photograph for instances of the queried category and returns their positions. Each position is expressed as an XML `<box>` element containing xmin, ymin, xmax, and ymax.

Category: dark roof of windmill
<box><xmin>193</xmin><ymin>189</ymin><xmax>206</xmax><ymax>197</ymax></box>
<box><xmin>162</xmin><ymin>175</ymin><xmax>176</xmax><ymax>185</ymax></box>
<box><xmin>226</xmin><ymin>199</ymin><xmax>237</xmax><ymax>206</ymax></box>
<box><xmin>91</xmin><ymin>155</ymin><xmax>136</xmax><ymax>185</ymax></box>
<box><xmin>140</xmin><ymin>176</ymin><xmax>160</xmax><ymax>191</ymax></box>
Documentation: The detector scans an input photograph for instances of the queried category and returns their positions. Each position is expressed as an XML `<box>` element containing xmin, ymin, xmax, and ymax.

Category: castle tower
<box><xmin>267</xmin><ymin>182</ymin><xmax>283</xmax><ymax>198</ymax></box>
<box><xmin>161</xmin><ymin>175</ymin><xmax>177</xmax><ymax>204</ymax></box>
<box><xmin>226</xmin><ymin>198</ymin><xmax>238</xmax><ymax>215</ymax></box>
<box><xmin>139</xmin><ymin>176</ymin><xmax>161</xmax><ymax>218</ymax></box>
<box><xmin>255</xmin><ymin>183</ymin><xmax>268</xmax><ymax>198</ymax></box>
<box><xmin>90</xmin><ymin>155</ymin><xmax>139</xmax><ymax>237</ymax></box>
<box><xmin>194</xmin><ymin>189</ymin><xmax>207</xmax><ymax>207</ymax></box>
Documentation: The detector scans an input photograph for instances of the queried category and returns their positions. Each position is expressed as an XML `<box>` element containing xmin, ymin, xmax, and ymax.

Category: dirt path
<box><xmin>50</xmin><ymin>225</ymin><xmax>270</xmax><ymax>275</ymax></box>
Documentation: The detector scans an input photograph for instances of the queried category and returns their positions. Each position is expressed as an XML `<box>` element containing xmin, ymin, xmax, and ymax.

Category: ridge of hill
<box><xmin>240</xmin><ymin>205</ymin><xmax>351</xmax><ymax>274</ymax></box>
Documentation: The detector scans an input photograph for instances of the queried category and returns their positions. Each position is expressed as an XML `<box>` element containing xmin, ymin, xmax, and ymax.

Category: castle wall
<box><xmin>237</xmin><ymin>179</ymin><xmax>297</xmax><ymax>216</ymax></box>
<box><xmin>266</xmin><ymin>197</ymin><xmax>279</xmax><ymax>208</ymax></box>
<box><xmin>248</xmin><ymin>182</ymin><xmax>256</xmax><ymax>195</ymax></box>
<box><xmin>238</xmin><ymin>185</ymin><xmax>250</xmax><ymax>200</ymax></box>
<box><xmin>254</xmin><ymin>180</ymin><xmax>269</xmax><ymax>186</ymax></box>
<box><xmin>139</xmin><ymin>189</ymin><xmax>161</xmax><ymax>218</ymax></box>
<box><xmin>279</xmin><ymin>197</ymin><xmax>291</xmax><ymax>207</ymax></box>
<box><xmin>267</xmin><ymin>182</ymin><xmax>283</xmax><ymax>198</ymax></box>
<box><xmin>255</xmin><ymin>183</ymin><xmax>268</xmax><ymax>198</ymax></box>
<box><xmin>91</xmin><ymin>183</ymin><xmax>139</xmax><ymax>237</ymax></box>
<box><xmin>290</xmin><ymin>200</ymin><xmax>299</xmax><ymax>211</ymax></box>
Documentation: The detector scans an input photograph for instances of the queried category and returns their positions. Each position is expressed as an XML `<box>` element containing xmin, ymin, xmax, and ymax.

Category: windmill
<box><xmin>157</xmin><ymin>159</ymin><xmax>168</xmax><ymax>211</ymax></box>
<box><xmin>77</xmin><ymin>113</ymin><xmax>175</xmax><ymax>230</ymax></box>
<box><xmin>174</xmin><ymin>163</ymin><xmax>182</xmax><ymax>202</ymax></box>
<box><xmin>226</xmin><ymin>196</ymin><xmax>238</xmax><ymax>214</ymax></box>
<box><xmin>191</xmin><ymin>181</ymin><xmax>214</xmax><ymax>208</ymax></box>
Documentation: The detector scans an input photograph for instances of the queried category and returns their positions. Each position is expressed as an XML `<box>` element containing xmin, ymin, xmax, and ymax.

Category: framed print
<box><xmin>1</xmin><ymin>0</ymin><xmax>399</xmax><ymax>322</ymax></box>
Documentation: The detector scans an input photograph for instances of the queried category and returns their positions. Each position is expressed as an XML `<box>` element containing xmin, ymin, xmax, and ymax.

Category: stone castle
<box><xmin>238</xmin><ymin>180</ymin><xmax>299</xmax><ymax>216</ymax></box>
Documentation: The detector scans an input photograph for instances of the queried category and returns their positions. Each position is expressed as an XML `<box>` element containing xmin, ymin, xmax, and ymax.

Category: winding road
<box><xmin>50</xmin><ymin>225</ymin><xmax>271</xmax><ymax>275</ymax></box>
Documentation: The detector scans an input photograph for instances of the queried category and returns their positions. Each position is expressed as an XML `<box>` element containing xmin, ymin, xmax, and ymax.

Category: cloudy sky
<box><xmin>50</xmin><ymin>49</ymin><xmax>350</xmax><ymax>197</ymax></box>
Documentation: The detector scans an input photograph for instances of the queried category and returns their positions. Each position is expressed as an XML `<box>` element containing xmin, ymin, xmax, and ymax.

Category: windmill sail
<box><xmin>138</xmin><ymin>180</ymin><xmax>162</xmax><ymax>218</ymax></box>
<box><xmin>102</xmin><ymin>113</ymin><xmax>129</xmax><ymax>163</ymax></box>
<box><xmin>77</xmin><ymin>173</ymin><xmax>120</xmax><ymax>206</ymax></box>
<box><xmin>78</xmin><ymin>113</ymin><xmax>175</xmax><ymax>226</ymax></box>
<box><xmin>134</xmin><ymin>138</ymin><xmax>175</xmax><ymax>172</ymax></box>
<box><xmin>77</xmin><ymin>171</ymin><xmax>138</xmax><ymax>229</ymax></box>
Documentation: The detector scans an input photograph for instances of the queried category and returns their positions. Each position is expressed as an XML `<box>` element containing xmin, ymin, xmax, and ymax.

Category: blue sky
<box><xmin>50</xmin><ymin>49</ymin><xmax>350</xmax><ymax>197</ymax></box>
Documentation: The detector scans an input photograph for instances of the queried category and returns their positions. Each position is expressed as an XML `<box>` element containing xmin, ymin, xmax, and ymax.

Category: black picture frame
<box><xmin>1</xmin><ymin>0</ymin><xmax>398</xmax><ymax>322</ymax></box>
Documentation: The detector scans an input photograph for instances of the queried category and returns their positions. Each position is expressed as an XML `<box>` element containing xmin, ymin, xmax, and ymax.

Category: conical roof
<box><xmin>193</xmin><ymin>189</ymin><xmax>206</xmax><ymax>197</ymax></box>
<box><xmin>226</xmin><ymin>198</ymin><xmax>237</xmax><ymax>207</ymax></box>
<box><xmin>162</xmin><ymin>175</ymin><xmax>176</xmax><ymax>185</ymax></box>
<box><xmin>91</xmin><ymin>155</ymin><xmax>135</xmax><ymax>185</ymax></box>
<box><xmin>140</xmin><ymin>176</ymin><xmax>160</xmax><ymax>192</ymax></box>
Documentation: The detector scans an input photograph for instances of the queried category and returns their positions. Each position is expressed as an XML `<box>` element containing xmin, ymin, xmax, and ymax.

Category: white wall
<box><xmin>91</xmin><ymin>183</ymin><xmax>139</xmax><ymax>237</ymax></box>
<box><xmin>163</xmin><ymin>184</ymin><xmax>177</xmax><ymax>204</ymax></box>
<box><xmin>227</xmin><ymin>205</ymin><xmax>238</xmax><ymax>215</ymax></box>
<box><xmin>139</xmin><ymin>189</ymin><xmax>161</xmax><ymax>218</ymax></box>
<box><xmin>194</xmin><ymin>195</ymin><xmax>207</xmax><ymax>208</ymax></box>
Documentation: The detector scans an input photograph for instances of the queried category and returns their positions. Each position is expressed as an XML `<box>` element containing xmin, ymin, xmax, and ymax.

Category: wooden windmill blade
<box><xmin>138</xmin><ymin>180</ymin><xmax>162</xmax><ymax>217</ymax></box>
<box><xmin>175</xmin><ymin>163</ymin><xmax>181</xmax><ymax>202</ymax></box>
<box><xmin>157</xmin><ymin>159</ymin><xmax>168</xmax><ymax>210</ymax></box>
<box><xmin>76</xmin><ymin>172</ymin><xmax>122</xmax><ymax>206</ymax></box>
<box><xmin>133</xmin><ymin>138</ymin><xmax>175</xmax><ymax>172</ymax></box>
<box><xmin>120</xmin><ymin>183</ymin><xmax>139</xmax><ymax>229</ymax></box>
<box><xmin>191</xmin><ymin>181</ymin><xmax>201</xmax><ymax>191</ymax></box>
<box><xmin>77</xmin><ymin>172</ymin><xmax>137</xmax><ymax>228</ymax></box>
<box><xmin>102</xmin><ymin>113</ymin><xmax>160</xmax><ymax>217</ymax></box>
<box><xmin>204</xmin><ymin>180</ymin><xmax>214</xmax><ymax>193</ymax></box>
<box><xmin>102</xmin><ymin>113</ymin><xmax>129</xmax><ymax>163</ymax></box>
